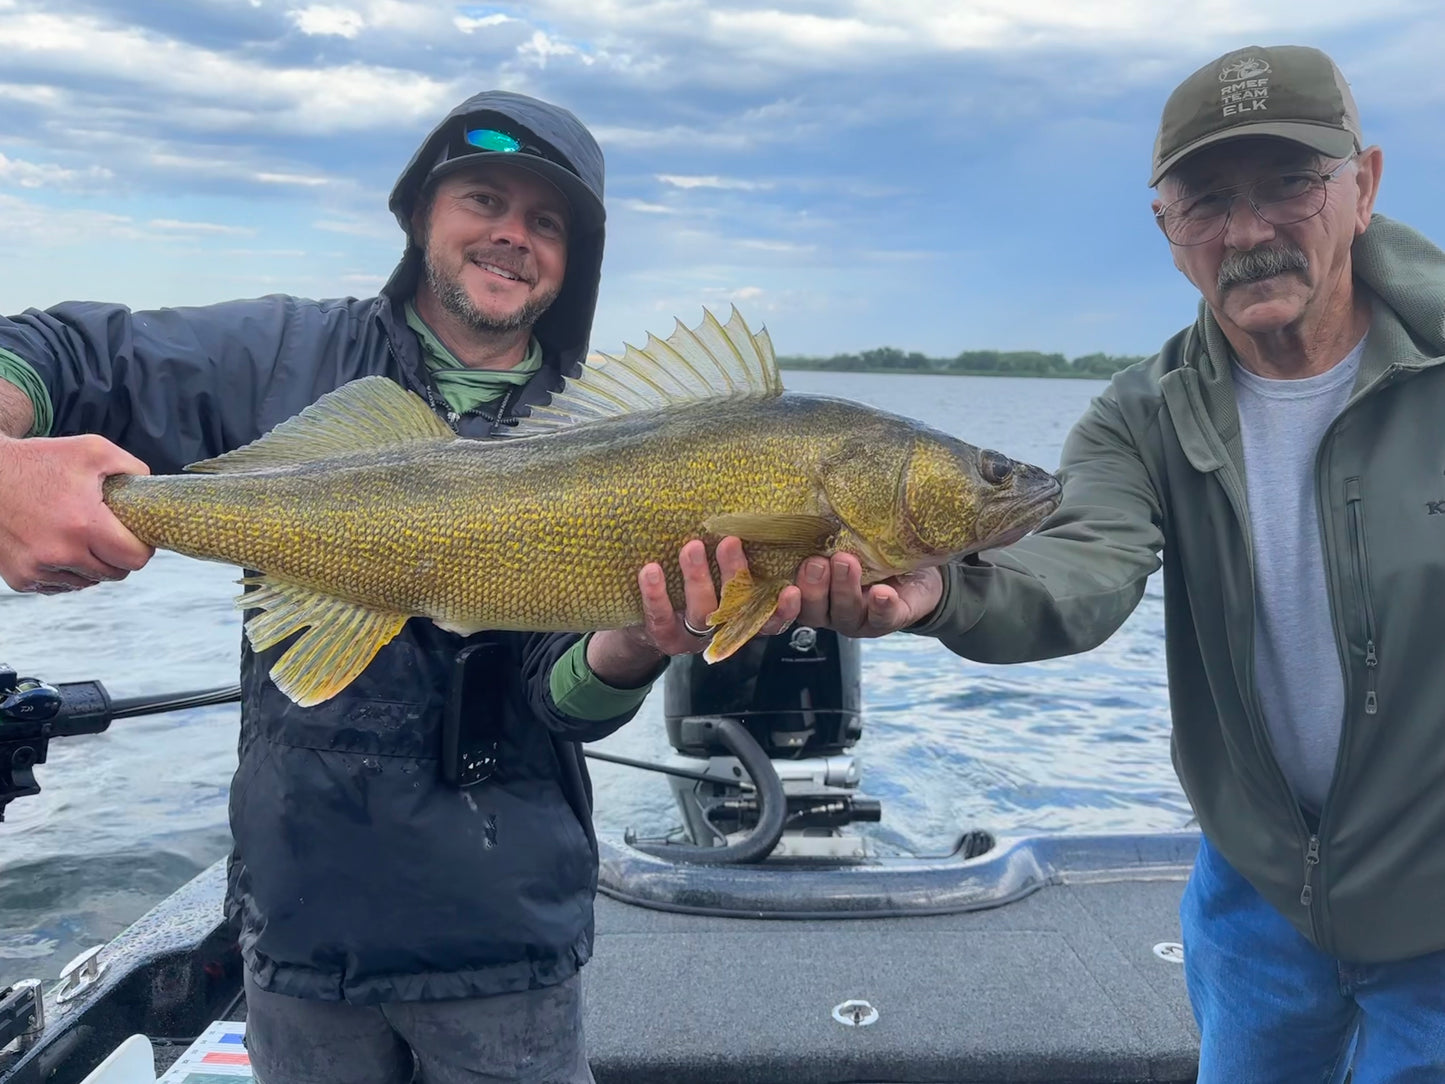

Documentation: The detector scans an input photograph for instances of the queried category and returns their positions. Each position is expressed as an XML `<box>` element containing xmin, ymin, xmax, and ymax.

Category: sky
<box><xmin>0</xmin><ymin>0</ymin><xmax>1440</xmax><ymax>360</ymax></box>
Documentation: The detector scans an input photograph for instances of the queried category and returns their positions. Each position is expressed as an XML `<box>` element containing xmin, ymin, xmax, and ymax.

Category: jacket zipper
<box><xmin>425</xmin><ymin>383</ymin><xmax>521</xmax><ymax>434</ymax></box>
<box><xmin>1344</xmin><ymin>477</ymin><xmax>1379</xmax><ymax>716</ymax></box>
<box><xmin>1300</xmin><ymin>834</ymin><xmax>1321</xmax><ymax>905</ymax></box>
<box><xmin>1210</xmin><ymin>452</ymin><xmax>1324</xmax><ymax>933</ymax></box>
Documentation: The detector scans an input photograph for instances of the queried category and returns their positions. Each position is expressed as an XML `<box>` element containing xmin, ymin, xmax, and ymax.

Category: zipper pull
<box><xmin>1364</xmin><ymin>639</ymin><xmax>1378</xmax><ymax>715</ymax></box>
<box><xmin>1300</xmin><ymin>835</ymin><xmax>1320</xmax><ymax>906</ymax></box>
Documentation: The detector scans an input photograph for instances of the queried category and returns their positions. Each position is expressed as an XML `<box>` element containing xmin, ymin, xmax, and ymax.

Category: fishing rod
<box><xmin>0</xmin><ymin>666</ymin><xmax>735</xmax><ymax>821</ymax></box>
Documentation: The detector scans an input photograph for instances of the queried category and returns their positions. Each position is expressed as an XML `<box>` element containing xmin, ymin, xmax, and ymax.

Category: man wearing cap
<box><xmin>795</xmin><ymin>45</ymin><xmax>1445</xmax><ymax>1078</ymax></box>
<box><xmin>0</xmin><ymin>91</ymin><xmax>797</xmax><ymax>1082</ymax></box>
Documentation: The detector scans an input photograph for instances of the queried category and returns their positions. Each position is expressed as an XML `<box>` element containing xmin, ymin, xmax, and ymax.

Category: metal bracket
<box><xmin>0</xmin><ymin>979</ymin><xmax>43</xmax><ymax>1054</ymax></box>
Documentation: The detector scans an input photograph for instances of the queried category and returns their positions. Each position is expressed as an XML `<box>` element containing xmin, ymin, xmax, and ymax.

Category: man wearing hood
<box><xmin>0</xmin><ymin>91</ymin><xmax>795</xmax><ymax>1082</ymax></box>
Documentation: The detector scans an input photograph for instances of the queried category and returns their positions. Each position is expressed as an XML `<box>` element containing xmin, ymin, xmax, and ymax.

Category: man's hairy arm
<box><xmin>0</xmin><ymin>377</ymin><xmax>33</xmax><ymax>438</ymax></box>
<box><xmin>0</xmin><ymin>376</ymin><xmax>154</xmax><ymax>592</ymax></box>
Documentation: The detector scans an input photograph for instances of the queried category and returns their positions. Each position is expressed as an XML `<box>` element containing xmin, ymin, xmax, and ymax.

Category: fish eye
<box><xmin>979</xmin><ymin>450</ymin><xmax>1015</xmax><ymax>486</ymax></box>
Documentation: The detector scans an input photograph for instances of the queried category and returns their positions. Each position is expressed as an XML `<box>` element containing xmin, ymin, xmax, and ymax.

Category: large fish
<box><xmin>102</xmin><ymin>309</ymin><xmax>1061</xmax><ymax>707</ymax></box>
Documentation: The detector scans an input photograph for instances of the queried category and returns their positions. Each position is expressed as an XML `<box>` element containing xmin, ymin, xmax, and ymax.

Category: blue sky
<box><xmin>0</xmin><ymin>0</ymin><xmax>1440</xmax><ymax>359</ymax></box>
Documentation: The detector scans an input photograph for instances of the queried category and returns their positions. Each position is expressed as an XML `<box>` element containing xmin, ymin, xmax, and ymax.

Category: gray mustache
<box><xmin>1218</xmin><ymin>246</ymin><xmax>1309</xmax><ymax>291</ymax></box>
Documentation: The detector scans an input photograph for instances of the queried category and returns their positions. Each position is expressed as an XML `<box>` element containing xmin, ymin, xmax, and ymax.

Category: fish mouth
<box><xmin>972</xmin><ymin>474</ymin><xmax>1062</xmax><ymax>551</ymax></box>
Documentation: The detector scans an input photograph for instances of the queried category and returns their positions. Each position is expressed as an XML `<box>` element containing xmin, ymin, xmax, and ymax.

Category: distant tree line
<box><xmin>777</xmin><ymin>346</ymin><xmax>1148</xmax><ymax>378</ymax></box>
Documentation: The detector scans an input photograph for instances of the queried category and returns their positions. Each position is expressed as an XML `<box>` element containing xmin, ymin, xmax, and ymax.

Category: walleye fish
<box><xmin>102</xmin><ymin>309</ymin><xmax>1061</xmax><ymax>707</ymax></box>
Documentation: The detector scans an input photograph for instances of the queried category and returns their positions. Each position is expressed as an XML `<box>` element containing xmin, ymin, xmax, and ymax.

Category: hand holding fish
<box><xmin>0</xmin><ymin>432</ymin><xmax>154</xmax><ymax>593</ymax></box>
<box><xmin>795</xmin><ymin>553</ymin><xmax>945</xmax><ymax>638</ymax></box>
<box><xmin>587</xmin><ymin>537</ymin><xmax>803</xmax><ymax>686</ymax></box>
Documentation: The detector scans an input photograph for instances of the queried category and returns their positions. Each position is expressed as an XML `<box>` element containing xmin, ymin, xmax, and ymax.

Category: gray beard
<box><xmin>1218</xmin><ymin>244</ymin><xmax>1310</xmax><ymax>292</ymax></box>
<box><xmin>423</xmin><ymin>249</ymin><xmax>561</xmax><ymax>335</ymax></box>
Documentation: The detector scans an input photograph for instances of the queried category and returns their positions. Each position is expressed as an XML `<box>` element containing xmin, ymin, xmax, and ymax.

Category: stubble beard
<box><xmin>424</xmin><ymin>248</ymin><xmax>562</xmax><ymax>335</ymax></box>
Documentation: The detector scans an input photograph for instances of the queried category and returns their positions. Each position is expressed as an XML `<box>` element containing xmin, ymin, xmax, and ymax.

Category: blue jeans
<box><xmin>1181</xmin><ymin>835</ymin><xmax>1445</xmax><ymax>1083</ymax></box>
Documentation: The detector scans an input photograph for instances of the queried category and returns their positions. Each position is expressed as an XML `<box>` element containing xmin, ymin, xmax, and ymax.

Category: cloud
<box><xmin>618</xmin><ymin>199</ymin><xmax>682</xmax><ymax>215</ymax></box>
<box><xmin>516</xmin><ymin>29</ymin><xmax>595</xmax><ymax>68</ymax></box>
<box><xmin>0</xmin><ymin>152</ymin><xmax>112</xmax><ymax>189</ymax></box>
<box><xmin>313</xmin><ymin>216</ymin><xmax>396</xmax><ymax>239</ymax></box>
<box><xmin>288</xmin><ymin>4</ymin><xmax>365</xmax><ymax>38</ymax></box>
<box><xmin>657</xmin><ymin>174</ymin><xmax>770</xmax><ymax>191</ymax></box>
<box><xmin>0</xmin><ymin>10</ymin><xmax>460</xmax><ymax>134</ymax></box>
<box><xmin>456</xmin><ymin>13</ymin><xmax>515</xmax><ymax>31</ymax></box>
<box><xmin>253</xmin><ymin>172</ymin><xmax>331</xmax><ymax>187</ymax></box>
<box><xmin>146</xmin><ymin>218</ymin><xmax>256</xmax><ymax>236</ymax></box>
<box><xmin>0</xmin><ymin>192</ymin><xmax>140</xmax><ymax>246</ymax></box>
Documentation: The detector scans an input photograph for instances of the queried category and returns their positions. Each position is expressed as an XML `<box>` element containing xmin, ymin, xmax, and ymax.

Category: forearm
<box><xmin>585</xmin><ymin>628</ymin><xmax>669</xmax><ymax>688</ymax></box>
<box><xmin>0</xmin><ymin>378</ymin><xmax>33</xmax><ymax>438</ymax></box>
<box><xmin>913</xmin><ymin>532</ymin><xmax>1156</xmax><ymax>663</ymax></box>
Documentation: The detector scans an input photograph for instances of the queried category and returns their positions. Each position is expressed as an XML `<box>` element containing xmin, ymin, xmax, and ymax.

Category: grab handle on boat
<box><xmin>626</xmin><ymin>715</ymin><xmax>788</xmax><ymax>865</ymax></box>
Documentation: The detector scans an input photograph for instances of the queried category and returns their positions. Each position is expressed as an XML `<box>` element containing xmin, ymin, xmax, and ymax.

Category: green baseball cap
<box><xmin>1149</xmin><ymin>45</ymin><xmax>1362</xmax><ymax>186</ymax></box>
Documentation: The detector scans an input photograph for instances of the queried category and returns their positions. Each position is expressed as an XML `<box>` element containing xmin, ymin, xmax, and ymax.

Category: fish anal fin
<box><xmin>235</xmin><ymin>576</ymin><xmax>409</xmax><ymax>707</ymax></box>
<box><xmin>702</xmin><ymin>568</ymin><xmax>788</xmax><ymax>664</ymax></box>
<box><xmin>188</xmin><ymin>376</ymin><xmax>455</xmax><ymax>473</ymax></box>
<box><xmin>703</xmin><ymin>512</ymin><xmax>836</xmax><ymax>549</ymax></box>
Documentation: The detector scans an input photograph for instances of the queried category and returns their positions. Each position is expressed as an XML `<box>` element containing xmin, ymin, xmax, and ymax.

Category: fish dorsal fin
<box><xmin>186</xmin><ymin>376</ymin><xmax>456</xmax><ymax>473</ymax></box>
<box><xmin>510</xmin><ymin>306</ymin><xmax>782</xmax><ymax>436</ymax></box>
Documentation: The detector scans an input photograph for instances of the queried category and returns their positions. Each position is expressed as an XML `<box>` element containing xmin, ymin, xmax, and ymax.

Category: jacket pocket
<box><xmin>1344</xmin><ymin>477</ymin><xmax>1379</xmax><ymax>716</ymax></box>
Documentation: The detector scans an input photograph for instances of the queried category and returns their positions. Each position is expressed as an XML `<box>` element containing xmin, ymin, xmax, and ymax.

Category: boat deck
<box><xmin>586</xmin><ymin>870</ymin><xmax>1198</xmax><ymax>1082</ymax></box>
<box><xmin>4</xmin><ymin>836</ymin><xmax>1201</xmax><ymax>1084</ymax></box>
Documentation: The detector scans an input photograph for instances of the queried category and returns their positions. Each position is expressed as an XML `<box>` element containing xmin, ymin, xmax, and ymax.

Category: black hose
<box><xmin>628</xmin><ymin>716</ymin><xmax>787</xmax><ymax>866</ymax></box>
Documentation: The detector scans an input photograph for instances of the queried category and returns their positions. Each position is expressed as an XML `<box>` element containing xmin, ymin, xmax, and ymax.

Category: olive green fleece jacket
<box><xmin>913</xmin><ymin>214</ymin><xmax>1445</xmax><ymax>963</ymax></box>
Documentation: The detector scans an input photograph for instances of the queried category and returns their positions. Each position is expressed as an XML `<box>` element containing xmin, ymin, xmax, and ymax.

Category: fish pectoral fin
<box><xmin>702</xmin><ymin>568</ymin><xmax>787</xmax><ymax>664</ymax></box>
<box><xmin>235</xmin><ymin>577</ymin><xmax>408</xmax><ymax>707</ymax></box>
<box><xmin>187</xmin><ymin>376</ymin><xmax>457</xmax><ymax>473</ymax></box>
<box><xmin>702</xmin><ymin>512</ymin><xmax>836</xmax><ymax>548</ymax></box>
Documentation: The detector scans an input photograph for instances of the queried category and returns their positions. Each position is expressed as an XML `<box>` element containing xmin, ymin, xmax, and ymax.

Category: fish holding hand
<box><xmin>101</xmin><ymin>309</ymin><xmax>1061</xmax><ymax>707</ymax></box>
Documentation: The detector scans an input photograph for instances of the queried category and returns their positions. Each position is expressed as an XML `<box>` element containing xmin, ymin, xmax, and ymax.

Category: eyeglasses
<box><xmin>1155</xmin><ymin>158</ymin><xmax>1355</xmax><ymax>246</ymax></box>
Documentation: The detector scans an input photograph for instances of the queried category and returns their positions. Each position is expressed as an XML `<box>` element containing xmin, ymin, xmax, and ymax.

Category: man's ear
<box><xmin>409</xmin><ymin>185</ymin><xmax>434</xmax><ymax>248</ymax></box>
<box><xmin>1352</xmin><ymin>145</ymin><xmax>1384</xmax><ymax>236</ymax></box>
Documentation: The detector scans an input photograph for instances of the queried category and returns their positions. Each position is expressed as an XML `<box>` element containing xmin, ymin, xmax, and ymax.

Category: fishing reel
<box><xmin>0</xmin><ymin>666</ymin><xmax>112</xmax><ymax>821</ymax></box>
<box><xmin>0</xmin><ymin>667</ymin><xmax>240</xmax><ymax>822</ymax></box>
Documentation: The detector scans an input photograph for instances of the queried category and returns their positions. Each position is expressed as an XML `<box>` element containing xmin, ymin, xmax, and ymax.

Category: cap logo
<box><xmin>1218</xmin><ymin>56</ymin><xmax>1271</xmax><ymax>117</ymax></box>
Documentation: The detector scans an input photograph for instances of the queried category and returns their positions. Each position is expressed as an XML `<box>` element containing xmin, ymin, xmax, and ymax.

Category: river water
<box><xmin>0</xmin><ymin>371</ymin><xmax>1187</xmax><ymax>987</ymax></box>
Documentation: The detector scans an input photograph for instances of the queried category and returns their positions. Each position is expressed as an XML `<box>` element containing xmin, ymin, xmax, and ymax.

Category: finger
<box><xmin>758</xmin><ymin>585</ymin><xmax>801</xmax><ymax>637</ymax></box>
<box><xmin>636</xmin><ymin>563</ymin><xmax>688</xmax><ymax>654</ymax></box>
<box><xmin>679</xmin><ymin>539</ymin><xmax>719</xmax><ymax>634</ymax></box>
<box><xmin>795</xmin><ymin>557</ymin><xmax>830</xmax><ymax>628</ymax></box>
<box><xmin>828</xmin><ymin>553</ymin><xmax>865</xmax><ymax>632</ymax></box>
<box><xmin>714</xmin><ymin>535</ymin><xmax>748</xmax><ymax>581</ymax></box>
<box><xmin>88</xmin><ymin>527</ymin><xmax>155</xmax><ymax>576</ymax></box>
<box><xmin>29</xmin><ymin>570</ymin><xmax>99</xmax><ymax>593</ymax></box>
<box><xmin>862</xmin><ymin>584</ymin><xmax>908</xmax><ymax>634</ymax></box>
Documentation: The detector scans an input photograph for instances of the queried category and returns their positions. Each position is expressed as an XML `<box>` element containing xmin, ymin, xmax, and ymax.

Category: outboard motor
<box><xmin>654</xmin><ymin>627</ymin><xmax>881</xmax><ymax>860</ymax></box>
